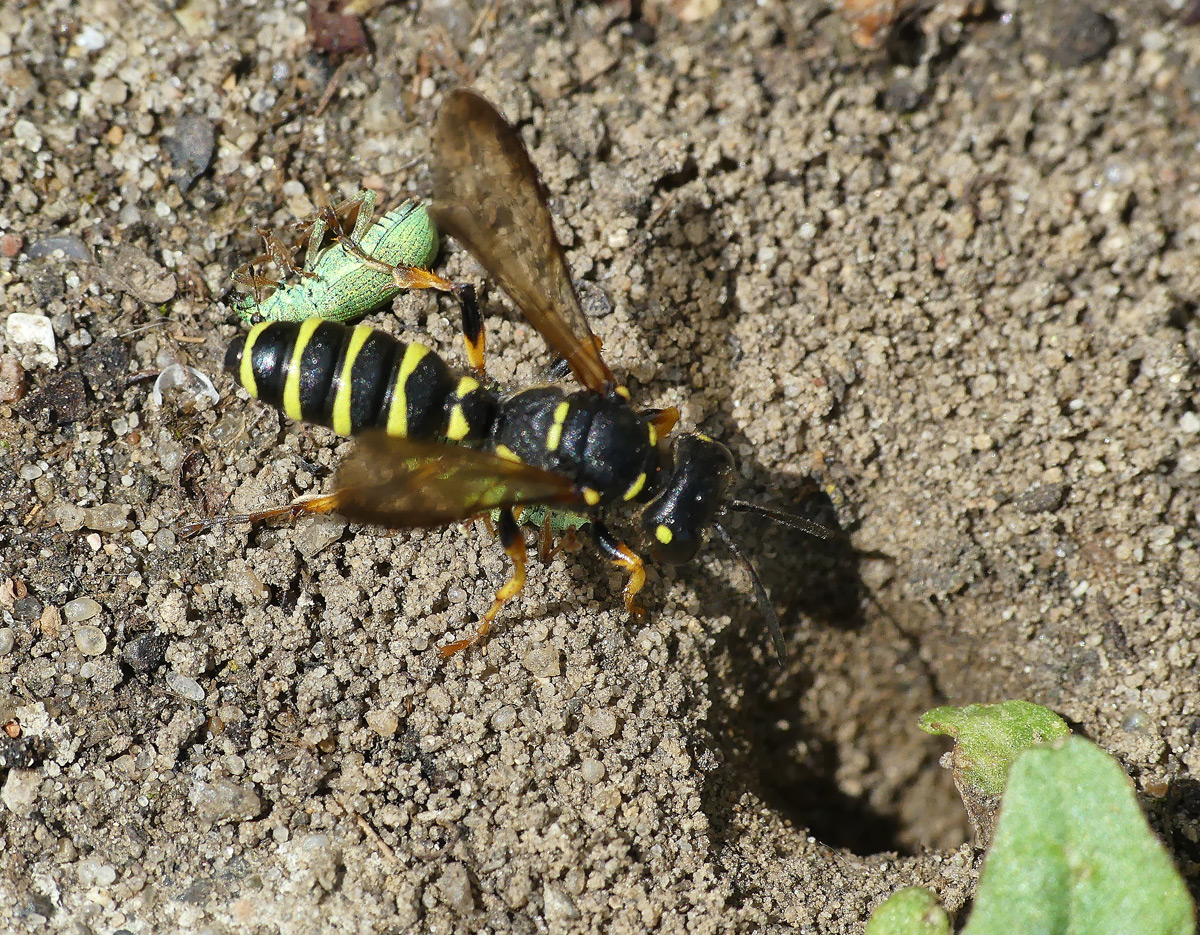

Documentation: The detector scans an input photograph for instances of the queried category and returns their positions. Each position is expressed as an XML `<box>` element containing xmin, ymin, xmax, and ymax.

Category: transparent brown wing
<box><xmin>328</xmin><ymin>432</ymin><xmax>585</xmax><ymax>528</ymax></box>
<box><xmin>430</xmin><ymin>88</ymin><xmax>616</xmax><ymax>393</ymax></box>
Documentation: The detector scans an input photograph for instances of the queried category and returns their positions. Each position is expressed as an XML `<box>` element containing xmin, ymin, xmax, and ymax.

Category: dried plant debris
<box><xmin>839</xmin><ymin>0</ymin><xmax>987</xmax><ymax>51</ymax></box>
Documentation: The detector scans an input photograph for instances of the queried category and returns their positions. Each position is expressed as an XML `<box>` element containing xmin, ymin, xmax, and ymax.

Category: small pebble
<box><xmin>522</xmin><ymin>644</ymin><xmax>561</xmax><ymax>679</ymax></box>
<box><xmin>543</xmin><ymin>882</ymin><xmax>581</xmax><ymax>921</ymax></box>
<box><xmin>1</xmin><ymin>769</ymin><xmax>41</xmax><ymax>816</ymax></box>
<box><xmin>0</xmin><ymin>628</ymin><xmax>14</xmax><ymax>655</ymax></box>
<box><xmin>12</xmin><ymin>596</ymin><xmax>43</xmax><ymax>622</ymax></box>
<box><xmin>366</xmin><ymin>709</ymin><xmax>399</xmax><ymax>737</ymax></box>
<box><xmin>82</xmin><ymin>503</ymin><xmax>132</xmax><ymax>534</ymax></box>
<box><xmin>98</xmin><ymin>78</ymin><xmax>127</xmax><ymax>106</ymax></box>
<box><xmin>163</xmin><ymin>115</ymin><xmax>216</xmax><ymax>192</ymax></box>
<box><xmin>437</xmin><ymin>863</ymin><xmax>475</xmax><ymax>913</ymax></box>
<box><xmin>77</xmin><ymin>858</ymin><xmax>117</xmax><ymax>887</ymax></box>
<box><xmin>5</xmin><ymin>313</ymin><xmax>57</xmax><ymax>368</ymax></box>
<box><xmin>584</xmin><ymin>709</ymin><xmax>618</xmax><ymax>738</ymax></box>
<box><xmin>74</xmin><ymin>626</ymin><xmax>108</xmax><ymax>656</ymax></box>
<box><xmin>1180</xmin><ymin>412</ymin><xmax>1200</xmax><ymax>434</ymax></box>
<box><xmin>26</xmin><ymin>235</ymin><xmax>91</xmax><ymax>262</ymax></box>
<box><xmin>53</xmin><ymin>502</ymin><xmax>86</xmax><ymax>532</ymax></box>
<box><xmin>12</xmin><ymin>119</ymin><xmax>42</xmax><ymax>152</ymax></box>
<box><xmin>0</xmin><ymin>355</ymin><xmax>26</xmax><ymax>402</ymax></box>
<box><xmin>166</xmin><ymin>670</ymin><xmax>206</xmax><ymax>703</ymax></box>
<box><xmin>75</xmin><ymin>24</ymin><xmax>106</xmax><ymax>51</ymax></box>
<box><xmin>0</xmin><ymin>234</ymin><xmax>22</xmax><ymax>258</ymax></box>
<box><xmin>190</xmin><ymin>778</ymin><xmax>262</xmax><ymax>824</ymax></box>
<box><xmin>64</xmin><ymin>597</ymin><xmax>102</xmax><ymax>623</ymax></box>
<box><xmin>18</xmin><ymin>464</ymin><xmax>42</xmax><ymax>481</ymax></box>
<box><xmin>490</xmin><ymin>705</ymin><xmax>518</xmax><ymax>731</ymax></box>
<box><xmin>580</xmin><ymin>758</ymin><xmax>606</xmax><ymax>783</ymax></box>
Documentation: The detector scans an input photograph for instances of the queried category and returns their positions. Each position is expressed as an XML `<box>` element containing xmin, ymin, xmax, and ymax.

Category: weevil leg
<box><xmin>440</xmin><ymin>508</ymin><xmax>527</xmax><ymax>658</ymax></box>
<box><xmin>259</xmin><ymin>227</ymin><xmax>315</xmax><ymax>281</ymax></box>
<box><xmin>231</xmin><ymin>255</ymin><xmax>280</xmax><ymax>305</ymax></box>
<box><xmin>590</xmin><ymin>521</ymin><xmax>647</xmax><ymax>621</ymax></box>
<box><xmin>537</xmin><ymin>515</ymin><xmax>579</xmax><ymax>563</ymax></box>
<box><xmin>303</xmin><ymin>205</ymin><xmax>334</xmax><ymax>271</ymax></box>
<box><xmin>347</xmin><ymin>188</ymin><xmax>376</xmax><ymax>242</ymax></box>
<box><xmin>538</xmin><ymin>511</ymin><xmax>555</xmax><ymax>563</ymax></box>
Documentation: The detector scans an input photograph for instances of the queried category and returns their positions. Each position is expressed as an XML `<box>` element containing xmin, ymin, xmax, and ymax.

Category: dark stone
<box><xmin>22</xmin><ymin>371</ymin><xmax>89</xmax><ymax>424</ymax></box>
<box><xmin>1048</xmin><ymin>5</ymin><xmax>1117</xmax><ymax>67</ymax></box>
<box><xmin>79</xmin><ymin>338</ymin><xmax>130</xmax><ymax>400</ymax></box>
<box><xmin>163</xmin><ymin>115</ymin><xmax>216</xmax><ymax>193</ymax></box>
<box><xmin>1015</xmin><ymin>482</ymin><xmax>1067</xmax><ymax>514</ymax></box>
<box><xmin>121</xmin><ymin>632</ymin><xmax>169</xmax><ymax>673</ymax></box>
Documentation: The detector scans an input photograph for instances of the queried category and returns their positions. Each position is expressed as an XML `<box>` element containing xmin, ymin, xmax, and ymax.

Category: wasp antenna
<box><xmin>726</xmin><ymin>500</ymin><xmax>835</xmax><ymax>540</ymax></box>
<box><xmin>711</xmin><ymin>521</ymin><xmax>788</xmax><ymax>664</ymax></box>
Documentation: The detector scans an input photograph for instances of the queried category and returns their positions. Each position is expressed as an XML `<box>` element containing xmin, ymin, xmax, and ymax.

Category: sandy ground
<box><xmin>1</xmin><ymin>0</ymin><xmax>1198</xmax><ymax>931</ymax></box>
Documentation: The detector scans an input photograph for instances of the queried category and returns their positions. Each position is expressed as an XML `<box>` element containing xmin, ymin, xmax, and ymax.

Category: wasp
<box><xmin>190</xmin><ymin>89</ymin><xmax>834</xmax><ymax>660</ymax></box>
<box><xmin>231</xmin><ymin>189</ymin><xmax>479</xmax><ymax>333</ymax></box>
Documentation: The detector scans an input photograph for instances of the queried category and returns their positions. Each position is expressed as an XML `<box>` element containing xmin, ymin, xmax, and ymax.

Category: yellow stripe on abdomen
<box><xmin>240</xmin><ymin>322</ymin><xmax>272</xmax><ymax>399</ymax></box>
<box><xmin>385</xmin><ymin>342</ymin><xmax>430</xmax><ymax>437</ymax></box>
<box><xmin>330</xmin><ymin>324</ymin><xmax>374</xmax><ymax>436</ymax></box>
<box><xmin>282</xmin><ymin>318</ymin><xmax>322</xmax><ymax>421</ymax></box>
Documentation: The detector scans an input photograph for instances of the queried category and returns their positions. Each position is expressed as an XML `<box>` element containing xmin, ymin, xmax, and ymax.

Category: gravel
<box><xmin>1</xmin><ymin>0</ymin><xmax>1197</xmax><ymax>931</ymax></box>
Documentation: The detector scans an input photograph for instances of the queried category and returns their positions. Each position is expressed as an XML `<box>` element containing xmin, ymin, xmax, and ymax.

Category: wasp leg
<box><xmin>590</xmin><ymin>521</ymin><xmax>647</xmax><ymax>621</ymax></box>
<box><xmin>543</xmin><ymin>335</ymin><xmax>603</xmax><ymax>383</ymax></box>
<box><xmin>456</xmin><ymin>281</ymin><xmax>486</xmax><ymax>376</ymax></box>
<box><xmin>178</xmin><ymin>492</ymin><xmax>343</xmax><ymax>539</ymax></box>
<box><xmin>441</xmin><ymin>508</ymin><xmax>527</xmax><ymax>658</ymax></box>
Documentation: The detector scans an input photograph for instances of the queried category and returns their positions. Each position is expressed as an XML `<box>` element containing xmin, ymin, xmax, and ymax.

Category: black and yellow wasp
<box><xmin>194</xmin><ymin>89</ymin><xmax>833</xmax><ymax>659</ymax></box>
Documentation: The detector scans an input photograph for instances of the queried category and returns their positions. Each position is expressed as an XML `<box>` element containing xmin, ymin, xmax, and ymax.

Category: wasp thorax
<box><xmin>640</xmin><ymin>433</ymin><xmax>735</xmax><ymax>564</ymax></box>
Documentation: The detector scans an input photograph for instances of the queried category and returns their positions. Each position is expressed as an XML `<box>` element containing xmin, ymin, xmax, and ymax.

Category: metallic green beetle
<box><xmin>231</xmin><ymin>189</ymin><xmax>468</xmax><ymax>324</ymax></box>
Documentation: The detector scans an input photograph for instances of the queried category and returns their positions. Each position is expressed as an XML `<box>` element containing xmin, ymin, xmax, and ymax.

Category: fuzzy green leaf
<box><xmin>962</xmin><ymin>736</ymin><xmax>1195</xmax><ymax>935</ymax></box>
<box><xmin>865</xmin><ymin>887</ymin><xmax>951</xmax><ymax>935</ymax></box>
<box><xmin>919</xmin><ymin>700</ymin><xmax>1070</xmax><ymax>796</ymax></box>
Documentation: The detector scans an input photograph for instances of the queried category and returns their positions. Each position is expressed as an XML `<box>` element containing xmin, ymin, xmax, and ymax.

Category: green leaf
<box><xmin>962</xmin><ymin>736</ymin><xmax>1195</xmax><ymax>935</ymax></box>
<box><xmin>865</xmin><ymin>887</ymin><xmax>951</xmax><ymax>935</ymax></box>
<box><xmin>919</xmin><ymin>700</ymin><xmax>1070</xmax><ymax>796</ymax></box>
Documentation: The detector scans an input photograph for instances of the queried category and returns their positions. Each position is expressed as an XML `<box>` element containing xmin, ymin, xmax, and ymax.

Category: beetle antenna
<box><xmin>726</xmin><ymin>499</ymin><xmax>835</xmax><ymax>540</ymax></box>
<box><xmin>711</xmin><ymin>521</ymin><xmax>788</xmax><ymax>664</ymax></box>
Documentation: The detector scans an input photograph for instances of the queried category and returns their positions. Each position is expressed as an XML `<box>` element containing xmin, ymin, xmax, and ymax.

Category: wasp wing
<box><xmin>430</xmin><ymin>88</ymin><xmax>616</xmax><ymax>393</ymax></box>
<box><xmin>328</xmin><ymin>432</ymin><xmax>585</xmax><ymax>528</ymax></box>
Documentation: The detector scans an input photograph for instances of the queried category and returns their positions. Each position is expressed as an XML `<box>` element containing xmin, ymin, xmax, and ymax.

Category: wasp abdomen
<box><xmin>225</xmin><ymin>320</ymin><xmax>495</xmax><ymax>441</ymax></box>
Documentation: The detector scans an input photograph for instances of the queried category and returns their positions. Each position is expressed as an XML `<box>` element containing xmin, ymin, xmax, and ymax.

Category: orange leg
<box><xmin>440</xmin><ymin>508</ymin><xmax>527</xmax><ymax>658</ymax></box>
<box><xmin>591</xmin><ymin>521</ymin><xmax>646</xmax><ymax>621</ymax></box>
<box><xmin>178</xmin><ymin>492</ymin><xmax>342</xmax><ymax>539</ymax></box>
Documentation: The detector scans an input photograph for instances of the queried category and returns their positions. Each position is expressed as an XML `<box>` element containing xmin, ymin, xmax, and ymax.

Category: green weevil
<box><xmin>231</xmin><ymin>189</ymin><xmax>470</xmax><ymax>325</ymax></box>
